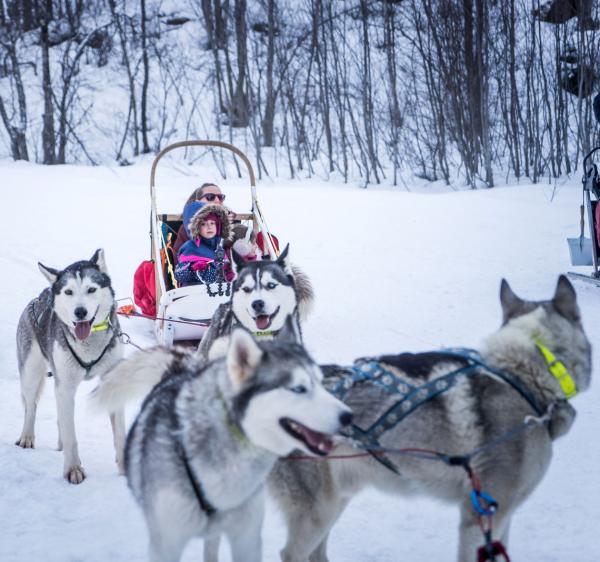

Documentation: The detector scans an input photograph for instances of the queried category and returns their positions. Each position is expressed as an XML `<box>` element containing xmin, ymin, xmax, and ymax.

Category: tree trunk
<box><xmin>261</xmin><ymin>0</ymin><xmax>276</xmax><ymax>146</ymax></box>
<box><xmin>140</xmin><ymin>0</ymin><xmax>151</xmax><ymax>153</ymax></box>
<box><xmin>40</xmin><ymin>21</ymin><xmax>56</xmax><ymax>164</ymax></box>
<box><xmin>231</xmin><ymin>0</ymin><xmax>249</xmax><ymax>127</ymax></box>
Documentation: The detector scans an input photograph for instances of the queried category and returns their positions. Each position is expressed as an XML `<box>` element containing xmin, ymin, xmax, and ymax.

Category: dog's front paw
<box><xmin>15</xmin><ymin>435</ymin><xmax>35</xmax><ymax>448</ymax></box>
<box><xmin>65</xmin><ymin>465</ymin><xmax>86</xmax><ymax>484</ymax></box>
<box><xmin>116</xmin><ymin>456</ymin><xmax>125</xmax><ymax>476</ymax></box>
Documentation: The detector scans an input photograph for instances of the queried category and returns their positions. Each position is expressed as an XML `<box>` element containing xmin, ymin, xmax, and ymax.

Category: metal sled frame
<box><xmin>567</xmin><ymin>147</ymin><xmax>600</xmax><ymax>289</ymax></box>
<box><xmin>150</xmin><ymin>140</ymin><xmax>278</xmax><ymax>345</ymax></box>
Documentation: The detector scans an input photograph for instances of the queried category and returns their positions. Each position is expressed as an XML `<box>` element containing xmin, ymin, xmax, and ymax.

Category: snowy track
<box><xmin>0</xmin><ymin>161</ymin><xmax>598</xmax><ymax>561</ymax></box>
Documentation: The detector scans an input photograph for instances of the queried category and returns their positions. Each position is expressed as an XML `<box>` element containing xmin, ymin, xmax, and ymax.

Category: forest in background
<box><xmin>0</xmin><ymin>0</ymin><xmax>599</xmax><ymax>187</ymax></box>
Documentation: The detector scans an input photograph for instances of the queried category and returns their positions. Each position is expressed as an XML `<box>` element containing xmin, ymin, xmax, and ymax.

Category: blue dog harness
<box><xmin>325</xmin><ymin>349</ymin><xmax>545</xmax><ymax>474</ymax></box>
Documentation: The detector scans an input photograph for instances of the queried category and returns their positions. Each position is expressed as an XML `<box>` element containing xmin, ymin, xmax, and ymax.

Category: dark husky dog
<box><xmin>268</xmin><ymin>276</ymin><xmax>592</xmax><ymax>562</ymax></box>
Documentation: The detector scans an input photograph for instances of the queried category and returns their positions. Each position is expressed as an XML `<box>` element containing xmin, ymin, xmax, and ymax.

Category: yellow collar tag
<box><xmin>534</xmin><ymin>341</ymin><xmax>577</xmax><ymax>399</ymax></box>
<box><xmin>253</xmin><ymin>330</ymin><xmax>277</xmax><ymax>338</ymax></box>
<box><xmin>91</xmin><ymin>317</ymin><xmax>111</xmax><ymax>333</ymax></box>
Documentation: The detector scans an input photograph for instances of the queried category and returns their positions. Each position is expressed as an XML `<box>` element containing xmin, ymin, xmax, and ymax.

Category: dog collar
<box><xmin>534</xmin><ymin>341</ymin><xmax>577</xmax><ymax>399</ymax></box>
<box><xmin>216</xmin><ymin>389</ymin><xmax>248</xmax><ymax>444</ymax></box>
<box><xmin>253</xmin><ymin>329</ymin><xmax>279</xmax><ymax>338</ymax></box>
<box><xmin>91</xmin><ymin>316</ymin><xmax>111</xmax><ymax>333</ymax></box>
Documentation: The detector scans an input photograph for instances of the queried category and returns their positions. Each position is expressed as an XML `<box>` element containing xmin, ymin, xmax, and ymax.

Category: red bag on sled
<box><xmin>133</xmin><ymin>261</ymin><xmax>156</xmax><ymax>316</ymax></box>
<box><xmin>256</xmin><ymin>231</ymin><xmax>280</xmax><ymax>256</ymax></box>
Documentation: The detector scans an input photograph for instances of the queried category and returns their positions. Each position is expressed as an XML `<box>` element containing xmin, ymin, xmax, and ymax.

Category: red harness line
<box><xmin>117</xmin><ymin>306</ymin><xmax>210</xmax><ymax>328</ymax></box>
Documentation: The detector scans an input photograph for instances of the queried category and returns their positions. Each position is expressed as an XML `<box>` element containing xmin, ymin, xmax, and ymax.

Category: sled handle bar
<box><xmin>583</xmin><ymin>146</ymin><xmax>600</xmax><ymax>176</ymax></box>
<box><xmin>150</xmin><ymin>140</ymin><xmax>257</xmax><ymax>204</ymax></box>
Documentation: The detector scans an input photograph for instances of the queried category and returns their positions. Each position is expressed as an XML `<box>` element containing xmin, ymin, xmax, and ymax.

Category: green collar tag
<box><xmin>253</xmin><ymin>330</ymin><xmax>278</xmax><ymax>338</ymax></box>
<box><xmin>91</xmin><ymin>317</ymin><xmax>111</xmax><ymax>333</ymax></box>
<box><xmin>217</xmin><ymin>389</ymin><xmax>248</xmax><ymax>444</ymax></box>
<box><xmin>534</xmin><ymin>341</ymin><xmax>577</xmax><ymax>399</ymax></box>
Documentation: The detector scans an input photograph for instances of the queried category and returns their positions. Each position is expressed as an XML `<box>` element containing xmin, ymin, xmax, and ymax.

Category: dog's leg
<box><xmin>16</xmin><ymin>344</ymin><xmax>47</xmax><ymax>449</ymax></box>
<box><xmin>57</xmin><ymin>419</ymin><xmax>63</xmax><ymax>451</ymax></box>
<box><xmin>227</xmin><ymin>490</ymin><xmax>265</xmax><ymax>562</ymax></box>
<box><xmin>54</xmin><ymin>375</ymin><xmax>85</xmax><ymax>484</ymax></box>
<box><xmin>147</xmin><ymin>488</ymin><xmax>201</xmax><ymax>562</ymax></box>
<box><xmin>203</xmin><ymin>536</ymin><xmax>220</xmax><ymax>562</ymax></box>
<box><xmin>280</xmin><ymin>496</ymin><xmax>349</xmax><ymax>562</ymax></box>
<box><xmin>458</xmin><ymin>504</ymin><xmax>516</xmax><ymax>562</ymax></box>
<box><xmin>308</xmin><ymin>533</ymin><xmax>333</xmax><ymax>562</ymax></box>
<box><xmin>110</xmin><ymin>409</ymin><xmax>126</xmax><ymax>475</ymax></box>
<box><xmin>457</xmin><ymin>507</ymin><xmax>483</xmax><ymax>562</ymax></box>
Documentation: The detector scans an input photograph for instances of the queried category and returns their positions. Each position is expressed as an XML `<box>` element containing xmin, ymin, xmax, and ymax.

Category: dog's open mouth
<box><xmin>73</xmin><ymin>313</ymin><xmax>96</xmax><ymax>341</ymax></box>
<box><xmin>253</xmin><ymin>306</ymin><xmax>280</xmax><ymax>331</ymax></box>
<box><xmin>280</xmin><ymin>417</ymin><xmax>334</xmax><ymax>456</ymax></box>
<box><xmin>73</xmin><ymin>321</ymin><xmax>92</xmax><ymax>341</ymax></box>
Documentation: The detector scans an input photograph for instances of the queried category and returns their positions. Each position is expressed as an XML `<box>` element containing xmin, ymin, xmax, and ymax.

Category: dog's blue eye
<box><xmin>64</xmin><ymin>289</ymin><xmax>73</xmax><ymax>296</ymax></box>
<box><xmin>266</xmin><ymin>282</ymin><xmax>277</xmax><ymax>290</ymax></box>
<box><xmin>289</xmin><ymin>385</ymin><xmax>307</xmax><ymax>394</ymax></box>
<box><xmin>87</xmin><ymin>287</ymin><xmax>96</xmax><ymax>294</ymax></box>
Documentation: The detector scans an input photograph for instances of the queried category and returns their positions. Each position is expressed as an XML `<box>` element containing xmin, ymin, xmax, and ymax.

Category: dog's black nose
<box><xmin>74</xmin><ymin>307</ymin><xmax>87</xmax><ymax>320</ymax></box>
<box><xmin>339</xmin><ymin>411</ymin><xmax>353</xmax><ymax>427</ymax></box>
<box><xmin>251</xmin><ymin>300</ymin><xmax>265</xmax><ymax>313</ymax></box>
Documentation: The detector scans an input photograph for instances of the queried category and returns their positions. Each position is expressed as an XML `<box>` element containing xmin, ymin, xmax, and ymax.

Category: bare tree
<box><xmin>140</xmin><ymin>0</ymin><xmax>150</xmax><ymax>153</ymax></box>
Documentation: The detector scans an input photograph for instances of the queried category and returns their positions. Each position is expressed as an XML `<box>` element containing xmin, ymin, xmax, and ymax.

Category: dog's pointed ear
<box><xmin>277</xmin><ymin>315</ymin><xmax>301</xmax><ymax>344</ymax></box>
<box><xmin>276</xmin><ymin>244</ymin><xmax>292</xmax><ymax>274</ymax></box>
<box><xmin>227</xmin><ymin>328</ymin><xmax>263</xmax><ymax>390</ymax></box>
<box><xmin>552</xmin><ymin>275</ymin><xmax>580</xmax><ymax>322</ymax></box>
<box><xmin>91</xmin><ymin>248</ymin><xmax>108</xmax><ymax>273</ymax></box>
<box><xmin>499</xmin><ymin>278</ymin><xmax>524</xmax><ymax>323</ymax></box>
<box><xmin>230</xmin><ymin>249</ymin><xmax>247</xmax><ymax>276</ymax></box>
<box><xmin>38</xmin><ymin>262</ymin><xmax>59</xmax><ymax>284</ymax></box>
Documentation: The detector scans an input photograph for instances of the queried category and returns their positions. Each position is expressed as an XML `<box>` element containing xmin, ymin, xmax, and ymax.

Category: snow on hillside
<box><xmin>0</xmin><ymin>160</ymin><xmax>598</xmax><ymax>561</ymax></box>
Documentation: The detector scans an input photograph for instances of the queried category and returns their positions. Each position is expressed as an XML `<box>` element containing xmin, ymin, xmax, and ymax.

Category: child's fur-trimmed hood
<box><xmin>189</xmin><ymin>204</ymin><xmax>232</xmax><ymax>241</ymax></box>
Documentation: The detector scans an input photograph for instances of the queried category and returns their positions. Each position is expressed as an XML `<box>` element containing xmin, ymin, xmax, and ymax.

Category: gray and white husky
<box><xmin>269</xmin><ymin>276</ymin><xmax>592</xmax><ymax>562</ymax></box>
<box><xmin>198</xmin><ymin>245</ymin><xmax>314</xmax><ymax>359</ymax></box>
<box><xmin>15</xmin><ymin>249</ymin><xmax>125</xmax><ymax>484</ymax></box>
<box><xmin>94</xmin><ymin>325</ymin><xmax>351</xmax><ymax>562</ymax></box>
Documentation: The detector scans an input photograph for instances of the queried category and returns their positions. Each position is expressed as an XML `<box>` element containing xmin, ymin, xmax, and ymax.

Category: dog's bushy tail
<box><xmin>88</xmin><ymin>347</ymin><xmax>178</xmax><ymax>414</ymax></box>
<box><xmin>291</xmin><ymin>264</ymin><xmax>314</xmax><ymax>322</ymax></box>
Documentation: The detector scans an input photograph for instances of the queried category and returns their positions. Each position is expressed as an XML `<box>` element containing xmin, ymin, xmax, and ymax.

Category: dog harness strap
<box><xmin>442</xmin><ymin>348</ymin><xmax>545</xmax><ymax>416</ymax></box>
<box><xmin>534</xmin><ymin>341</ymin><xmax>577</xmax><ymax>399</ymax></box>
<box><xmin>329</xmin><ymin>349</ymin><xmax>551</xmax><ymax>477</ymax></box>
<box><xmin>178</xmin><ymin>444</ymin><xmax>217</xmax><ymax>516</ymax></box>
<box><xmin>63</xmin><ymin>328</ymin><xmax>117</xmax><ymax>377</ymax></box>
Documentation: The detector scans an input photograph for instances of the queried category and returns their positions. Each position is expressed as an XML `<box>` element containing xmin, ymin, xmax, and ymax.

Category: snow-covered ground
<box><xmin>0</xmin><ymin>159</ymin><xmax>598</xmax><ymax>561</ymax></box>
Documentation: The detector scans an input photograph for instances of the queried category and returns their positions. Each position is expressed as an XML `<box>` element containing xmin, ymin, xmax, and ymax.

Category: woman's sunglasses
<box><xmin>201</xmin><ymin>193</ymin><xmax>226</xmax><ymax>202</ymax></box>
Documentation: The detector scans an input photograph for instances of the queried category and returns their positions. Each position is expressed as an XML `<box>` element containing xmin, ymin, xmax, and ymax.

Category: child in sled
<box><xmin>174</xmin><ymin>202</ymin><xmax>257</xmax><ymax>287</ymax></box>
<box><xmin>174</xmin><ymin>202</ymin><xmax>235</xmax><ymax>287</ymax></box>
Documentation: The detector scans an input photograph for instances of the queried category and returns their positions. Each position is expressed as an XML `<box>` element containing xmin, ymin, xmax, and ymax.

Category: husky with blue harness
<box><xmin>268</xmin><ymin>276</ymin><xmax>592</xmax><ymax>562</ymax></box>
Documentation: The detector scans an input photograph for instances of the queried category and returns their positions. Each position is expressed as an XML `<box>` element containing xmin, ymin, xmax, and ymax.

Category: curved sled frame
<box><xmin>567</xmin><ymin>147</ymin><xmax>600</xmax><ymax>288</ymax></box>
<box><xmin>149</xmin><ymin>140</ymin><xmax>278</xmax><ymax>343</ymax></box>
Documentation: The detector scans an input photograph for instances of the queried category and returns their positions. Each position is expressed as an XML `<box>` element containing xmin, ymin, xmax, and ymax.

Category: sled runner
<box><xmin>149</xmin><ymin>140</ymin><xmax>279</xmax><ymax>345</ymax></box>
<box><xmin>567</xmin><ymin>146</ymin><xmax>600</xmax><ymax>289</ymax></box>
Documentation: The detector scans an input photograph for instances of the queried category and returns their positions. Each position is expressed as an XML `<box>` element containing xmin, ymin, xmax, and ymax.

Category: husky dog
<box><xmin>95</xmin><ymin>325</ymin><xmax>351</xmax><ymax>562</ymax></box>
<box><xmin>198</xmin><ymin>245</ymin><xmax>314</xmax><ymax>359</ymax></box>
<box><xmin>15</xmin><ymin>249</ymin><xmax>125</xmax><ymax>484</ymax></box>
<box><xmin>269</xmin><ymin>276</ymin><xmax>592</xmax><ymax>562</ymax></box>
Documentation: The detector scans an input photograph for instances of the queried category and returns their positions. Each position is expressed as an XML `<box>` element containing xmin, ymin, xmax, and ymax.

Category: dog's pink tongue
<box><xmin>74</xmin><ymin>321</ymin><xmax>92</xmax><ymax>341</ymax></box>
<box><xmin>303</xmin><ymin>427</ymin><xmax>334</xmax><ymax>455</ymax></box>
<box><xmin>255</xmin><ymin>315</ymin><xmax>270</xmax><ymax>330</ymax></box>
